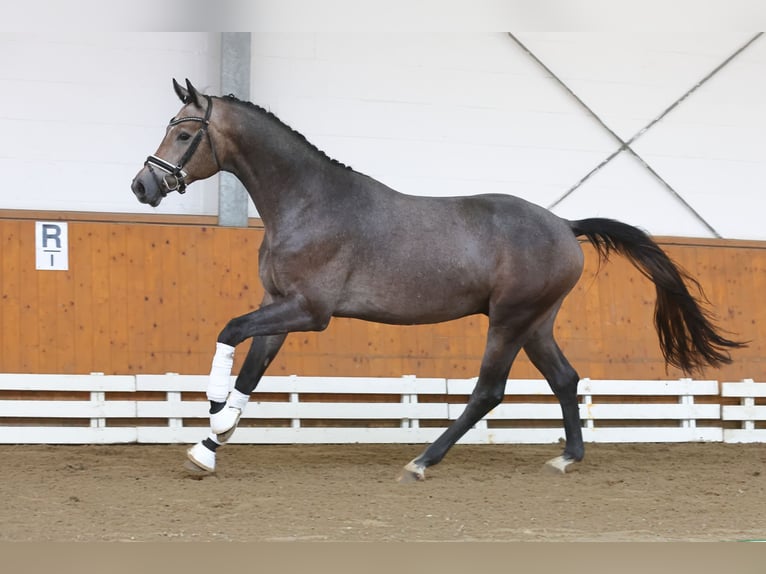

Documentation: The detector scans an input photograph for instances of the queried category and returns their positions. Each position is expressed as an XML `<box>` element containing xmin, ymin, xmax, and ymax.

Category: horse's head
<box><xmin>131</xmin><ymin>79</ymin><xmax>221</xmax><ymax>207</ymax></box>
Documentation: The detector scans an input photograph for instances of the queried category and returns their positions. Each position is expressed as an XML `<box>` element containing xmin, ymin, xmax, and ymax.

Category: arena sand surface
<box><xmin>1</xmin><ymin>442</ymin><xmax>765</xmax><ymax>542</ymax></box>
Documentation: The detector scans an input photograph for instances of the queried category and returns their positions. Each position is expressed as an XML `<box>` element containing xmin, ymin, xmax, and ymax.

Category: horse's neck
<box><xmin>222</xmin><ymin>107</ymin><xmax>345</xmax><ymax>230</ymax></box>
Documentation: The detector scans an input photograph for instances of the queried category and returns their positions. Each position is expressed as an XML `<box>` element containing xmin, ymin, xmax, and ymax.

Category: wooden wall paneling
<box><xmin>575</xmin><ymin>244</ymin><xmax>607</xmax><ymax>378</ymax></box>
<box><xmin>210</xmin><ymin>227</ymin><xmax>233</xmax><ymax>314</ymax></box>
<box><xmin>346</xmin><ymin>318</ymin><xmax>370</xmax><ymax>374</ymax></box>
<box><xmin>584</xmin><ymin>244</ymin><xmax>609</xmax><ymax>378</ymax></box>
<box><xmin>0</xmin><ymin>221</ymin><xmax>25</xmax><ymax>372</ymax></box>
<box><xmin>140</xmin><ymin>224</ymin><xmax>163</xmax><ymax>372</ymax></box>
<box><xmin>210</xmin><ymin>227</ymin><xmax>241</xmax><ymax>374</ymax></box>
<box><xmin>306</xmin><ymin>318</ymin><xmax>336</xmax><ymax>376</ymax></box>
<box><xmin>0</xmin><ymin>222</ymin><xmax>5</xmax><ymax>370</ymax></box>
<box><xmin>595</xmin><ymin>247</ymin><xmax>622</xmax><ymax>374</ymax></box>
<box><xmin>106</xmin><ymin>225</ymin><xmax>129</xmax><ymax>374</ymax></box>
<box><xmin>624</xmin><ymin>254</ymin><xmax>649</xmax><ymax>372</ymax></box>
<box><xmin>433</xmin><ymin>319</ymin><xmax>462</xmax><ymax>379</ymax></box>
<box><xmin>372</xmin><ymin>321</ymin><xmax>405</xmax><ymax>377</ymax></box>
<box><xmin>397</xmin><ymin>322</ymin><xmax>419</xmax><ymax>376</ymax></box>
<box><xmin>19</xmin><ymin>221</ymin><xmax>41</xmax><ymax>372</ymax></box>
<box><xmin>749</xmin><ymin>247</ymin><xmax>766</xmax><ymax>374</ymax></box>
<box><xmin>158</xmin><ymin>225</ymin><xmax>183</xmax><ymax>369</ymax></box>
<box><xmin>72</xmin><ymin>224</ymin><xmax>95</xmax><ymax>372</ymax></box>
<box><xmin>188</xmin><ymin>226</ymin><xmax>218</xmax><ymax>374</ymax></box>
<box><xmin>53</xmin><ymin>246</ymin><xmax>76</xmax><ymax>373</ymax></box>
<box><xmin>726</xmin><ymin>247</ymin><xmax>751</xmax><ymax>341</ymax></box>
<box><xmin>1</xmin><ymin>221</ymin><xmax>22</xmax><ymax>372</ymax></box>
<box><xmin>691</xmin><ymin>242</ymin><xmax>732</xmax><ymax>378</ymax></box>
<box><xmin>173</xmin><ymin>224</ymin><xmax>207</xmax><ymax>374</ymax></box>
<box><xmin>576</xmin><ymin>245</ymin><xmax>605</xmax><ymax>377</ymax></box>
<box><xmin>460</xmin><ymin>315</ymin><xmax>488</xmax><ymax>379</ymax></box>
<box><xmin>88</xmin><ymin>223</ymin><xmax>112</xmax><ymax>373</ymax></box>
<box><xmin>727</xmin><ymin>246</ymin><xmax>760</xmax><ymax>377</ymax></box>
<box><xmin>699</xmin><ymin>243</ymin><xmax>731</xmax><ymax>341</ymax></box>
<box><xmin>125</xmin><ymin>223</ymin><xmax>147</xmax><ymax>373</ymax></box>
<box><xmin>175</xmin><ymin>225</ymin><xmax>202</xmax><ymax>374</ymax></box>
<box><xmin>329</xmin><ymin>319</ymin><xmax>364</xmax><ymax>376</ymax></box>
<box><xmin>1</xmin><ymin>217</ymin><xmax>765</xmax><ymax>381</ymax></box>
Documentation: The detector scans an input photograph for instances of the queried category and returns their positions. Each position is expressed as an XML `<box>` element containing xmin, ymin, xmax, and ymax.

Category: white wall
<box><xmin>1</xmin><ymin>32</ymin><xmax>764</xmax><ymax>240</ymax></box>
<box><xmin>0</xmin><ymin>32</ymin><xmax>221</xmax><ymax>216</ymax></box>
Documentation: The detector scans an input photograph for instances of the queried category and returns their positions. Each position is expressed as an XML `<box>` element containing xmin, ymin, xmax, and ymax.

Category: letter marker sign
<box><xmin>35</xmin><ymin>222</ymin><xmax>69</xmax><ymax>271</ymax></box>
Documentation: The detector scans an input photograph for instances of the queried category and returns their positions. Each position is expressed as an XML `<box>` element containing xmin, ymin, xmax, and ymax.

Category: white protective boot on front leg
<box><xmin>186</xmin><ymin>432</ymin><xmax>225</xmax><ymax>473</ymax></box>
<box><xmin>206</xmin><ymin>342</ymin><xmax>240</xmax><ymax>440</ymax></box>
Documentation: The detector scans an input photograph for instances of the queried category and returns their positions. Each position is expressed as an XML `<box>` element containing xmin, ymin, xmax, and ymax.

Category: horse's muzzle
<box><xmin>131</xmin><ymin>172</ymin><xmax>163</xmax><ymax>207</ymax></box>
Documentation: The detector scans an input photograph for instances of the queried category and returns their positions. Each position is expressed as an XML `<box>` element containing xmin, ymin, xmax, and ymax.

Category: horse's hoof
<box><xmin>186</xmin><ymin>442</ymin><xmax>216</xmax><ymax>473</ymax></box>
<box><xmin>211</xmin><ymin>405</ymin><xmax>242</xmax><ymax>439</ymax></box>
<box><xmin>397</xmin><ymin>460</ymin><xmax>426</xmax><ymax>483</ymax></box>
<box><xmin>183</xmin><ymin>458</ymin><xmax>214</xmax><ymax>477</ymax></box>
<box><xmin>544</xmin><ymin>455</ymin><xmax>578</xmax><ymax>475</ymax></box>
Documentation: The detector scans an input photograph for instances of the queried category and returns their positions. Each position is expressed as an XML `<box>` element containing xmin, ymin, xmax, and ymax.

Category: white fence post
<box><xmin>89</xmin><ymin>372</ymin><xmax>106</xmax><ymax>429</ymax></box>
<box><xmin>401</xmin><ymin>375</ymin><xmax>418</xmax><ymax>430</ymax></box>
<box><xmin>289</xmin><ymin>374</ymin><xmax>300</xmax><ymax>429</ymax></box>
<box><xmin>679</xmin><ymin>378</ymin><xmax>696</xmax><ymax>430</ymax></box>
<box><xmin>741</xmin><ymin>378</ymin><xmax>756</xmax><ymax>432</ymax></box>
<box><xmin>581</xmin><ymin>378</ymin><xmax>594</xmax><ymax>431</ymax></box>
<box><xmin>165</xmin><ymin>373</ymin><xmax>183</xmax><ymax>431</ymax></box>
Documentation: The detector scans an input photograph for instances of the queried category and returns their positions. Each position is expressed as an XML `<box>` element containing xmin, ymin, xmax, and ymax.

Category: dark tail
<box><xmin>570</xmin><ymin>217</ymin><xmax>746</xmax><ymax>374</ymax></box>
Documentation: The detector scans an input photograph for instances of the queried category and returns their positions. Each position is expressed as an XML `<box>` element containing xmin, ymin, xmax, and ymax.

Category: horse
<box><xmin>131</xmin><ymin>79</ymin><xmax>744</xmax><ymax>481</ymax></box>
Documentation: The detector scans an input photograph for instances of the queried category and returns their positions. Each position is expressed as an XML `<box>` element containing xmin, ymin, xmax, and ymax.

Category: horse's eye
<box><xmin>177</xmin><ymin>132</ymin><xmax>192</xmax><ymax>142</ymax></box>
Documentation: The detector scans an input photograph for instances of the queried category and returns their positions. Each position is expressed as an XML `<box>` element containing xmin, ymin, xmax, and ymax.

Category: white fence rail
<box><xmin>721</xmin><ymin>379</ymin><xmax>766</xmax><ymax>443</ymax></box>
<box><xmin>0</xmin><ymin>374</ymin><xmax>763</xmax><ymax>445</ymax></box>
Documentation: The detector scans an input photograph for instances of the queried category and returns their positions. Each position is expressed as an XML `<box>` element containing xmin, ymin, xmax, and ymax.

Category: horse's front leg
<box><xmin>185</xmin><ymin>295</ymin><xmax>328</xmax><ymax>473</ymax></box>
<box><xmin>209</xmin><ymin>333</ymin><xmax>288</xmax><ymax>441</ymax></box>
<box><xmin>185</xmin><ymin>333</ymin><xmax>287</xmax><ymax>473</ymax></box>
<box><xmin>210</xmin><ymin>293</ymin><xmax>330</xmax><ymax>426</ymax></box>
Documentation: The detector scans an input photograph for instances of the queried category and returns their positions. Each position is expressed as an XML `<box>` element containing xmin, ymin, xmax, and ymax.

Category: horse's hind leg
<box><xmin>185</xmin><ymin>333</ymin><xmax>286</xmax><ymax>474</ymax></box>
<box><xmin>523</xmin><ymin>314</ymin><xmax>583</xmax><ymax>474</ymax></box>
<box><xmin>398</xmin><ymin>323</ymin><xmax>524</xmax><ymax>482</ymax></box>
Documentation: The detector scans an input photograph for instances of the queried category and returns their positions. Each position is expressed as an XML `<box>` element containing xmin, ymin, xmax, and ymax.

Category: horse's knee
<box><xmin>470</xmin><ymin>384</ymin><xmax>505</xmax><ymax>411</ymax></box>
<box><xmin>549</xmin><ymin>368</ymin><xmax>580</xmax><ymax>402</ymax></box>
<box><xmin>218</xmin><ymin>318</ymin><xmax>247</xmax><ymax>347</ymax></box>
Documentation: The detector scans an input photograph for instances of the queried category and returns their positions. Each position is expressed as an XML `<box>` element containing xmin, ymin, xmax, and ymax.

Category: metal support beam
<box><xmin>218</xmin><ymin>32</ymin><xmax>251</xmax><ymax>227</ymax></box>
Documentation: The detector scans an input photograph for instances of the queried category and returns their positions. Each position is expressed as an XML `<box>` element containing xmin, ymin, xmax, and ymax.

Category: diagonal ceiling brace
<box><xmin>508</xmin><ymin>32</ymin><xmax>764</xmax><ymax>238</ymax></box>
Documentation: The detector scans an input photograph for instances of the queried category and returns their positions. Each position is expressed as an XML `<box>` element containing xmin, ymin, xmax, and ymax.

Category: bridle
<box><xmin>144</xmin><ymin>94</ymin><xmax>220</xmax><ymax>195</ymax></box>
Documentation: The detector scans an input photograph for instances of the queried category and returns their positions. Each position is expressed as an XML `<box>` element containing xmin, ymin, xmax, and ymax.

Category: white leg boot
<box><xmin>210</xmin><ymin>388</ymin><xmax>249</xmax><ymax>440</ymax></box>
<box><xmin>206</xmin><ymin>342</ymin><xmax>238</xmax><ymax>438</ymax></box>
<box><xmin>186</xmin><ymin>433</ymin><xmax>222</xmax><ymax>473</ymax></box>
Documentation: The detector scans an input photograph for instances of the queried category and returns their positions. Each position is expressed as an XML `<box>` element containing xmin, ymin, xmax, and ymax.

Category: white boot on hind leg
<box><xmin>210</xmin><ymin>389</ymin><xmax>249</xmax><ymax>440</ymax></box>
<box><xmin>210</xmin><ymin>405</ymin><xmax>242</xmax><ymax>436</ymax></box>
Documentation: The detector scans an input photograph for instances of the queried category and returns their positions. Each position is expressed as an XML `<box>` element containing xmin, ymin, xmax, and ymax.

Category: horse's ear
<box><xmin>172</xmin><ymin>78</ymin><xmax>189</xmax><ymax>103</ymax></box>
<box><xmin>185</xmin><ymin>78</ymin><xmax>201</xmax><ymax>107</ymax></box>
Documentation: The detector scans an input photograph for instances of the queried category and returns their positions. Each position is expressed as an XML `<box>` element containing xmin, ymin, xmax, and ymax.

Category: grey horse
<box><xmin>131</xmin><ymin>80</ymin><xmax>743</xmax><ymax>480</ymax></box>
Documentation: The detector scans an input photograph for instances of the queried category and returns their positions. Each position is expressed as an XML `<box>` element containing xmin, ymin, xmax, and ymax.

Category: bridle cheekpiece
<box><xmin>144</xmin><ymin>94</ymin><xmax>219</xmax><ymax>195</ymax></box>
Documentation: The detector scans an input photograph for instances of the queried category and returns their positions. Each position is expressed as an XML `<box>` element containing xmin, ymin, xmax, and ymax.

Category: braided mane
<box><xmin>220</xmin><ymin>94</ymin><xmax>352</xmax><ymax>171</ymax></box>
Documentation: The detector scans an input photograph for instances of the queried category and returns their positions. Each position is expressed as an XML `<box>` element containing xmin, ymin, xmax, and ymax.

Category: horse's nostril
<box><xmin>132</xmin><ymin>179</ymin><xmax>146</xmax><ymax>198</ymax></box>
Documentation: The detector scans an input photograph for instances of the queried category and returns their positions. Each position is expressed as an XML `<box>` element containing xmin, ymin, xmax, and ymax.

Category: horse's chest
<box><xmin>257</xmin><ymin>245</ymin><xmax>313</xmax><ymax>297</ymax></box>
<box><xmin>258</xmin><ymin>248</ymin><xmax>283</xmax><ymax>296</ymax></box>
